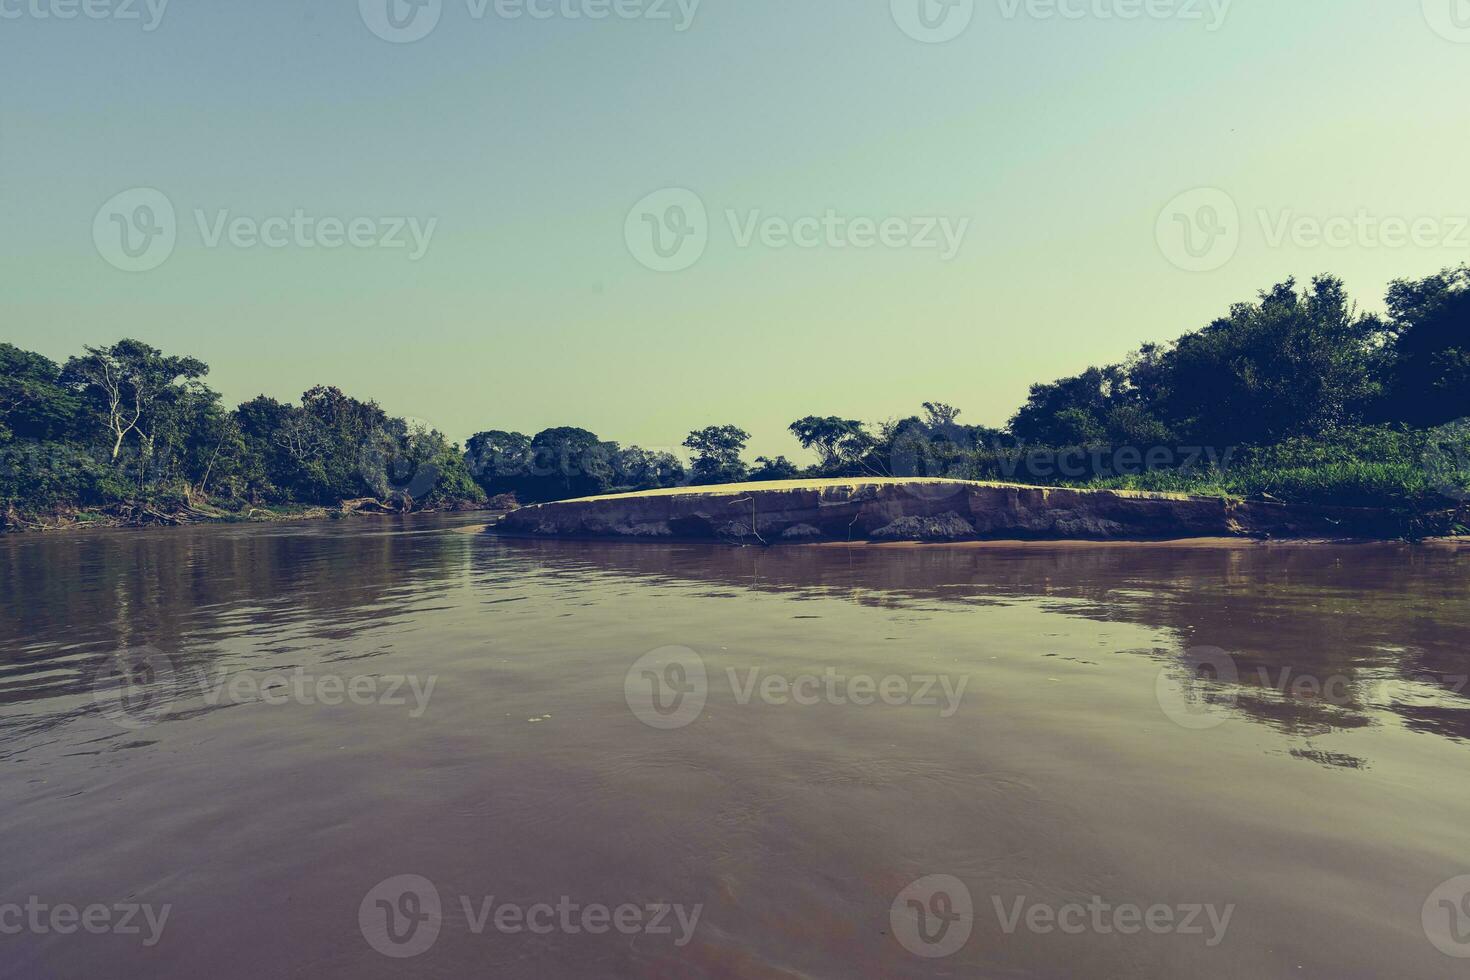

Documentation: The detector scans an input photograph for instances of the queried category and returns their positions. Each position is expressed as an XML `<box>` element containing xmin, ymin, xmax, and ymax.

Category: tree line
<box><xmin>3</xmin><ymin>266</ymin><xmax>1467</xmax><ymax>527</ymax></box>
<box><xmin>467</xmin><ymin>267</ymin><xmax>1470</xmax><ymax>508</ymax></box>
<box><xmin>0</xmin><ymin>340</ymin><xmax>483</xmax><ymax>524</ymax></box>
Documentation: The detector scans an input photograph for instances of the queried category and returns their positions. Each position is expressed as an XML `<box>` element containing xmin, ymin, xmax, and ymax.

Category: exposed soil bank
<box><xmin>492</xmin><ymin>478</ymin><xmax>1401</xmax><ymax>543</ymax></box>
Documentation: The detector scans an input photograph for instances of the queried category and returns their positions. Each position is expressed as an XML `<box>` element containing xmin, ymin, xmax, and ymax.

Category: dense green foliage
<box><xmin>4</xmin><ymin>267</ymin><xmax>1468</xmax><ymax>530</ymax></box>
<box><xmin>1008</xmin><ymin>276</ymin><xmax>1390</xmax><ymax>449</ymax></box>
<box><xmin>1378</xmin><ymin>266</ymin><xmax>1470</xmax><ymax>427</ymax></box>
<box><xmin>995</xmin><ymin>270</ymin><xmax>1468</xmax><ymax>513</ymax></box>
<box><xmin>1</xmin><ymin>340</ymin><xmax>482</xmax><ymax>525</ymax></box>
<box><xmin>764</xmin><ymin>270</ymin><xmax>1468</xmax><ymax>515</ymax></box>
<box><xmin>464</xmin><ymin>427</ymin><xmax>687</xmax><ymax>503</ymax></box>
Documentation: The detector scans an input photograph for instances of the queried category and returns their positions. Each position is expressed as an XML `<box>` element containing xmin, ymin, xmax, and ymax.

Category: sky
<box><xmin>3</xmin><ymin>0</ymin><xmax>1468</xmax><ymax>460</ymax></box>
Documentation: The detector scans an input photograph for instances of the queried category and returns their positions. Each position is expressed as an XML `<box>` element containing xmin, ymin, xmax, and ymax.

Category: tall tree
<box><xmin>528</xmin><ymin>427</ymin><xmax>617</xmax><ymax>500</ymax></box>
<box><xmin>788</xmin><ymin>416</ymin><xmax>876</xmax><ymax>473</ymax></box>
<box><xmin>61</xmin><ymin>340</ymin><xmax>207</xmax><ymax>462</ymax></box>
<box><xmin>0</xmin><ymin>345</ymin><xmax>78</xmax><ymax>442</ymax></box>
<box><xmin>683</xmin><ymin>425</ymin><xmax>750</xmax><ymax>485</ymax></box>
<box><xmin>1381</xmin><ymin>265</ymin><xmax>1470</xmax><ymax>427</ymax></box>
<box><xmin>1158</xmin><ymin>277</ymin><xmax>1386</xmax><ymax>447</ymax></box>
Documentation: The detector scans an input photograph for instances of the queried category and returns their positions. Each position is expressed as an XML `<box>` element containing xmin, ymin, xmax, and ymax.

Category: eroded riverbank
<box><xmin>494</xmin><ymin>478</ymin><xmax>1403</xmax><ymax>542</ymax></box>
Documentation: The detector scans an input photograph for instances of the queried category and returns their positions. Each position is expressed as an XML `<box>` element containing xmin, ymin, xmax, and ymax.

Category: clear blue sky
<box><xmin>3</xmin><ymin>0</ymin><xmax>1467</xmax><ymax>458</ymax></box>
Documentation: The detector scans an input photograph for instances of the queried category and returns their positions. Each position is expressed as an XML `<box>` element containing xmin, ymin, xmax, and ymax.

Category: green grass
<box><xmin>1082</xmin><ymin>462</ymin><xmax>1434</xmax><ymax>508</ymax></box>
<box><xmin>1056</xmin><ymin>426</ymin><xmax>1463</xmax><ymax>514</ymax></box>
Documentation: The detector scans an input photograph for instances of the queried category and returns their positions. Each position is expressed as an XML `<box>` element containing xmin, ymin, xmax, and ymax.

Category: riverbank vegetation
<box><xmin>0</xmin><ymin>341</ymin><xmax>488</xmax><ymax>530</ymax></box>
<box><xmin>466</xmin><ymin>270</ymin><xmax>1470</xmax><ymax>532</ymax></box>
<box><xmin>3</xmin><ymin>269</ymin><xmax>1468</xmax><ymax>533</ymax></box>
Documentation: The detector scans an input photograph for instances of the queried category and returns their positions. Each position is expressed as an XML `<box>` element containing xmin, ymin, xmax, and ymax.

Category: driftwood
<box><xmin>3</xmin><ymin>493</ymin><xmax>511</xmax><ymax>534</ymax></box>
<box><xmin>4</xmin><ymin>500</ymin><xmax>229</xmax><ymax>533</ymax></box>
<box><xmin>338</xmin><ymin>496</ymin><xmax>422</xmax><ymax>516</ymax></box>
<box><xmin>338</xmin><ymin>494</ymin><xmax>512</xmax><ymax>517</ymax></box>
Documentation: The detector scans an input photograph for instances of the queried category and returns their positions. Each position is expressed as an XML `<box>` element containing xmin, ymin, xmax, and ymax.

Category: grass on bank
<box><xmin>1056</xmin><ymin>426</ymin><xmax>1469</xmax><ymax>536</ymax></box>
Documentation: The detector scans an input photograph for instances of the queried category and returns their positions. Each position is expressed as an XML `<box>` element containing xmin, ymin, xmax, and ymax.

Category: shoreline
<box><xmin>484</xmin><ymin>526</ymin><xmax>1467</xmax><ymax>548</ymax></box>
<box><xmin>478</xmin><ymin>524</ymin><xmax>1470</xmax><ymax>549</ymax></box>
<box><xmin>491</xmin><ymin>478</ymin><xmax>1416</xmax><ymax>544</ymax></box>
<box><xmin>1</xmin><ymin>499</ymin><xmax>498</xmax><ymax>535</ymax></box>
<box><xmin>6</xmin><ymin>478</ymin><xmax>1461</xmax><ymax>545</ymax></box>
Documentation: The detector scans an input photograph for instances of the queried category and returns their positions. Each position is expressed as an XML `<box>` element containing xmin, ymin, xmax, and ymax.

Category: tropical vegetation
<box><xmin>3</xmin><ymin>268</ymin><xmax>1468</xmax><ymax>532</ymax></box>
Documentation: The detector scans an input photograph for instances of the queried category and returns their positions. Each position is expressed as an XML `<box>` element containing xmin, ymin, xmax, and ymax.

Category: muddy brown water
<box><xmin>2</xmin><ymin>514</ymin><xmax>1468</xmax><ymax>978</ymax></box>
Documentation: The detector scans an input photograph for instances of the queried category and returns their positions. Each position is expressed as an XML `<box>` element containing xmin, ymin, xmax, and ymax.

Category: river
<box><xmin>2</xmin><ymin>515</ymin><xmax>1468</xmax><ymax>978</ymax></box>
